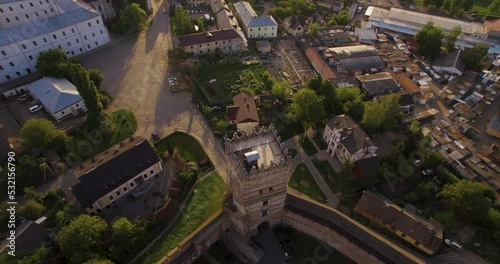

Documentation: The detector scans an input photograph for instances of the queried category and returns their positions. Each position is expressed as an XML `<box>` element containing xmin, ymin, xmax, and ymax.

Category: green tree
<box><xmin>415</xmin><ymin>22</ymin><xmax>445</xmax><ymax>59</ymax></box>
<box><xmin>423</xmin><ymin>0</ymin><xmax>444</xmax><ymax>8</ymax></box>
<box><xmin>20</xmin><ymin>119</ymin><xmax>60</xmax><ymax>150</ymax></box>
<box><xmin>167</xmin><ymin>48</ymin><xmax>188</xmax><ymax>64</ymax></box>
<box><xmin>287</xmin><ymin>88</ymin><xmax>325</xmax><ymax>128</ymax></box>
<box><xmin>444</xmin><ymin>26</ymin><xmax>461</xmax><ymax>52</ymax></box>
<box><xmin>23</xmin><ymin>186</ymin><xmax>45</xmax><ymax>203</ymax></box>
<box><xmin>485</xmin><ymin>208</ymin><xmax>500</xmax><ymax>230</ymax></box>
<box><xmin>271</xmin><ymin>81</ymin><xmax>291</xmax><ymax>101</ymax></box>
<box><xmin>87</xmin><ymin>69</ymin><xmax>104</xmax><ymax>89</ymax></box>
<box><xmin>194</xmin><ymin>17</ymin><xmax>205</xmax><ymax>32</ymax></box>
<box><xmin>17</xmin><ymin>246</ymin><xmax>52</xmax><ymax>264</ymax></box>
<box><xmin>463</xmin><ymin>0</ymin><xmax>474</xmax><ymax>11</ymax></box>
<box><xmin>110</xmin><ymin>218</ymin><xmax>144</xmax><ymax>261</ymax></box>
<box><xmin>119</xmin><ymin>3</ymin><xmax>147</xmax><ymax>32</ymax></box>
<box><xmin>308</xmin><ymin>23</ymin><xmax>320</xmax><ymax>39</ymax></box>
<box><xmin>111</xmin><ymin>0</ymin><xmax>126</xmax><ymax>13</ymax></box>
<box><xmin>131</xmin><ymin>0</ymin><xmax>149</xmax><ymax>13</ymax></box>
<box><xmin>83</xmin><ymin>259</ymin><xmax>114</xmax><ymax>264</ymax></box>
<box><xmin>172</xmin><ymin>7</ymin><xmax>192</xmax><ymax>36</ymax></box>
<box><xmin>438</xmin><ymin>180</ymin><xmax>495</xmax><ymax>222</ymax></box>
<box><xmin>414</xmin><ymin>181</ymin><xmax>438</xmax><ymax>201</ymax></box>
<box><xmin>307</xmin><ymin>77</ymin><xmax>339</xmax><ymax>114</ymax></box>
<box><xmin>216</xmin><ymin>119</ymin><xmax>229</xmax><ymax>132</ymax></box>
<box><xmin>57</xmin><ymin>215</ymin><xmax>107</xmax><ymax>263</ymax></box>
<box><xmin>17</xmin><ymin>155</ymin><xmax>45</xmax><ymax>190</ymax></box>
<box><xmin>461</xmin><ymin>43</ymin><xmax>489</xmax><ymax>71</ymax></box>
<box><xmin>55</xmin><ymin>205</ymin><xmax>79</xmax><ymax>230</ymax></box>
<box><xmin>35</xmin><ymin>48</ymin><xmax>68</xmax><ymax>78</ymax></box>
<box><xmin>335</xmin><ymin>87</ymin><xmax>364</xmax><ymax>121</ymax></box>
<box><xmin>335</xmin><ymin>10</ymin><xmax>350</xmax><ymax>25</ymax></box>
<box><xmin>19</xmin><ymin>200</ymin><xmax>46</xmax><ymax>220</ymax></box>
<box><xmin>362</xmin><ymin>94</ymin><xmax>402</xmax><ymax>133</ymax></box>
<box><xmin>490</xmin><ymin>0</ymin><xmax>500</xmax><ymax>14</ymax></box>
<box><xmin>66</xmin><ymin>63</ymin><xmax>102</xmax><ymax>115</ymax></box>
<box><xmin>178</xmin><ymin>171</ymin><xmax>195</xmax><ymax>186</ymax></box>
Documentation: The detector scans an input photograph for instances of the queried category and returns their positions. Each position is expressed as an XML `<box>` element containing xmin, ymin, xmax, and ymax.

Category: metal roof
<box><xmin>339</xmin><ymin>56</ymin><xmax>384</xmax><ymax>71</ymax></box>
<box><xmin>234</xmin><ymin>1</ymin><xmax>277</xmax><ymax>28</ymax></box>
<box><xmin>27</xmin><ymin>77</ymin><xmax>83</xmax><ymax>113</ymax></box>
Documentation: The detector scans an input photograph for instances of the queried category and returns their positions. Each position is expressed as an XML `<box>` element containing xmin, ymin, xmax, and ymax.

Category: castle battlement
<box><xmin>223</xmin><ymin>124</ymin><xmax>291</xmax><ymax>178</ymax></box>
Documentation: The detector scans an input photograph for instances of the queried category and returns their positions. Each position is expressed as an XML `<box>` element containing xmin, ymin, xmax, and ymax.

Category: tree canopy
<box><xmin>335</xmin><ymin>87</ymin><xmax>364</xmax><ymax>121</ymax></box>
<box><xmin>57</xmin><ymin>215</ymin><xmax>107</xmax><ymax>263</ymax></box>
<box><xmin>444</xmin><ymin>26</ymin><xmax>461</xmax><ymax>53</ymax></box>
<box><xmin>271</xmin><ymin>81</ymin><xmax>291</xmax><ymax>101</ymax></box>
<box><xmin>19</xmin><ymin>200</ymin><xmax>46</xmax><ymax>220</ymax></box>
<box><xmin>491</xmin><ymin>0</ymin><xmax>500</xmax><ymax>15</ymax></box>
<box><xmin>287</xmin><ymin>88</ymin><xmax>325</xmax><ymax>127</ymax></box>
<box><xmin>35</xmin><ymin>48</ymin><xmax>68</xmax><ymax>78</ymax></box>
<box><xmin>20</xmin><ymin>118</ymin><xmax>68</xmax><ymax>150</ymax></box>
<box><xmin>308</xmin><ymin>23</ymin><xmax>320</xmax><ymax>39</ymax></box>
<box><xmin>88</xmin><ymin>69</ymin><xmax>104</xmax><ymax>89</ymax></box>
<box><xmin>172</xmin><ymin>7</ymin><xmax>192</xmax><ymax>36</ymax></box>
<box><xmin>167</xmin><ymin>48</ymin><xmax>188</xmax><ymax>64</ymax></box>
<box><xmin>438</xmin><ymin>180</ymin><xmax>495</xmax><ymax>222</ymax></box>
<box><xmin>423</xmin><ymin>0</ymin><xmax>444</xmax><ymax>8</ymax></box>
<box><xmin>362</xmin><ymin>94</ymin><xmax>402</xmax><ymax>133</ymax></box>
<box><xmin>119</xmin><ymin>3</ymin><xmax>147</xmax><ymax>32</ymax></box>
<box><xmin>110</xmin><ymin>218</ymin><xmax>144</xmax><ymax>261</ymax></box>
<box><xmin>415</xmin><ymin>22</ymin><xmax>445</xmax><ymax>59</ymax></box>
<box><xmin>66</xmin><ymin>63</ymin><xmax>102</xmax><ymax>115</ymax></box>
<box><xmin>461</xmin><ymin>43</ymin><xmax>489</xmax><ymax>71</ymax></box>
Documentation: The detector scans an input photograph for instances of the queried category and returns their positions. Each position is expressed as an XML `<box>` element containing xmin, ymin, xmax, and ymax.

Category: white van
<box><xmin>29</xmin><ymin>105</ymin><xmax>43</xmax><ymax>113</ymax></box>
<box><xmin>445</xmin><ymin>239</ymin><xmax>462</xmax><ymax>251</ymax></box>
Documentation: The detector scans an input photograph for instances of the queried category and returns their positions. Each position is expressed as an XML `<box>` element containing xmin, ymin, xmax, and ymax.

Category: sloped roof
<box><xmin>488</xmin><ymin>114</ymin><xmax>500</xmax><ymax>132</ymax></box>
<box><xmin>354</xmin><ymin>191</ymin><xmax>444</xmax><ymax>254</ymax></box>
<box><xmin>305</xmin><ymin>48</ymin><xmax>337</xmax><ymax>80</ymax></box>
<box><xmin>27</xmin><ymin>77</ymin><xmax>83</xmax><ymax>113</ymax></box>
<box><xmin>433</xmin><ymin>50</ymin><xmax>465</xmax><ymax>73</ymax></box>
<box><xmin>329</xmin><ymin>45</ymin><xmax>379</xmax><ymax>59</ymax></box>
<box><xmin>353</xmin><ymin>156</ymin><xmax>381</xmax><ymax>178</ymax></box>
<box><xmin>71</xmin><ymin>136</ymin><xmax>160</xmax><ymax>208</ymax></box>
<box><xmin>356</xmin><ymin>72</ymin><xmax>401</xmax><ymax>94</ymax></box>
<box><xmin>284</xmin><ymin>15</ymin><xmax>307</xmax><ymax>30</ymax></box>
<box><xmin>326</xmin><ymin>115</ymin><xmax>375</xmax><ymax>154</ymax></box>
<box><xmin>340</xmin><ymin>56</ymin><xmax>384</xmax><ymax>71</ymax></box>
<box><xmin>176</xmin><ymin>29</ymin><xmax>243</xmax><ymax>47</ymax></box>
<box><xmin>231</xmin><ymin>92</ymin><xmax>259</xmax><ymax>123</ymax></box>
<box><xmin>355</xmin><ymin>28</ymin><xmax>378</xmax><ymax>41</ymax></box>
<box><xmin>234</xmin><ymin>1</ymin><xmax>277</xmax><ymax>28</ymax></box>
<box><xmin>0</xmin><ymin>220</ymin><xmax>52</xmax><ymax>252</ymax></box>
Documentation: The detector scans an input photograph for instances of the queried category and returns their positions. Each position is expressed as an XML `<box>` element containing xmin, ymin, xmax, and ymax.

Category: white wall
<box><xmin>87</xmin><ymin>0</ymin><xmax>115</xmax><ymax>19</ymax></box>
<box><xmin>52</xmin><ymin>100</ymin><xmax>86</xmax><ymax>121</ymax></box>
<box><xmin>248</xmin><ymin>25</ymin><xmax>276</xmax><ymax>39</ymax></box>
<box><xmin>0</xmin><ymin>0</ymin><xmax>59</xmax><ymax>29</ymax></box>
<box><xmin>183</xmin><ymin>37</ymin><xmax>244</xmax><ymax>55</ymax></box>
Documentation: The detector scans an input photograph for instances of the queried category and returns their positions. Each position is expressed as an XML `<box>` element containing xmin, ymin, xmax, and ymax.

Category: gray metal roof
<box><xmin>0</xmin><ymin>2</ymin><xmax>100</xmax><ymax>46</ymax></box>
<box><xmin>339</xmin><ymin>56</ymin><xmax>384</xmax><ymax>71</ymax></box>
<box><xmin>489</xmin><ymin>114</ymin><xmax>500</xmax><ymax>131</ymax></box>
<box><xmin>433</xmin><ymin>50</ymin><xmax>465</xmax><ymax>73</ymax></box>
<box><xmin>27</xmin><ymin>77</ymin><xmax>83</xmax><ymax>113</ymax></box>
<box><xmin>234</xmin><ymin>1</ymin><xmax>277</xmax><ymax>28</ymax></box>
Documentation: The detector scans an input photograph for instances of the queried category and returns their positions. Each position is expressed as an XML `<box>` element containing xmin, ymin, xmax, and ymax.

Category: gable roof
<box><xmin>234</xmin><ymin>1</ymin><xmax>277</xmax><ymax>28</ymax></box>
<box><xmin>355</xmin><ymin>28</ymin><xmax>378</xmax><ymax>41</ymax></box>
<box><xmin>311</xmin><ymin>13</ymin><xmax>325</xmax><ymax>24</ymax></box>
<box><xmin>0</xmin><ymin>220</ymin><xmax>52</xmax><ymax>252</ymax></box>
<box><xmin>356</xmin><ymin>72</ymin><xmax>401</xmax><ymax>94</ymax></box>
<box><xmin>433</xmin><ymin>50</ymin><xmax>465</xmax><ymax>73</ymax></box>
<box><xmin>284</xmin><ymin>15</ymin><xmax>307</xmax><ymax>30</ymax></box>
<box><xmin>353</xmin><ymin>156</ymin><xmax>381</xmax><ymax>178</ymax></box>
<box><xmin>71</xmin><ymin>136</ymin><xmax>160</xmax><ymax>208</ymax></box>
<box><xmin>390</xmin><ymin>73</ymin><xmax>420</xmax><ymax>93</ymax></box>
<box><xmin>488</xmin><ymin>114</ymin><xmax>500</xmax><ymax>132</ymax></box>
<box><xmin>326</xmin><ymin>115</ymin><xmax>375</xmax><ymax>154</ymax></box>
<box><xmin>27</xmin><ymin>77</ymin><xmax>83</xmax><ymax>113</ymax></box>
<box><xmin>175</xmin><ymin>28</ymin><xmax>242</xmax><ymax>47</ymax></box>
<box><xmin>329</xmin><ymin>45</ymin><xmax>379</xmax><ymax>58</ymax></box>
<box><xmin>231</xmin><ymin>92</ymin><xmax>259</xmax><ymax>123</ymax></box>
<box><xmin>354</xmin><ymin>191</ymin><xmax>444</xmax><ymax>254</ymax></box>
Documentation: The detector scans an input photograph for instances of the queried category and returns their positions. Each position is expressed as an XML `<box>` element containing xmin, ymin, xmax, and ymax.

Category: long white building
<box><xmin>0</xmin><ymin>0</ymin><xmax>111</xmax><ymax>84</ymax></box>
<box><xmin>233</xmin><ymin>1</ymin><xmax>277</xmax><ymax>39</ymax></box>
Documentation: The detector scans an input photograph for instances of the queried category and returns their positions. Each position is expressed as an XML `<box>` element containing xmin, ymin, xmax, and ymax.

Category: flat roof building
<box><xmin>356</xmin><ymin>72</ymin><xmax>401</xmax><ymax>96</ymax></box>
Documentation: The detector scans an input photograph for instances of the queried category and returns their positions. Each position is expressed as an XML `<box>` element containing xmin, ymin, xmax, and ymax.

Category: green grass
<box><xmin>145</xmin><ymin>19</ymin><xmax>154</xmax><ymax>29</ymax></box>
<box><xmin>288</xmin><ymin>148</ymin><xmax>298</xmax><ymax>159</ymax></box>
<box><xmin>289</xmin><ymin>163</ymin><xmax>327</xmax><ymax>204</ymax></box>
<box><xmin>312</xmin><ymin>159</ymin><xmax>340</xmax><ymax>193</ymax></box>
<box><xmin>299</xmin><ymin>136</ymin><xmax>318</xmax><ymax>156</ymax></box>
<box><xmin>471</xmin><ymin>0</ymin><xmax>494</xmax><ymax>15</ymax></box>
<box><xmin>155</xmin><ymin>132</ymin><xmax>207</xmax><ymax>164</ymax></box>
<box><xmin>67</xmin><ymin>109</ymin><xmax>137</xmax><ymax>162</ymax></box>
<box><xmin>140</xmin><ymin>172</ymin><xmax>226</xmax><ymax>264</ymax></box>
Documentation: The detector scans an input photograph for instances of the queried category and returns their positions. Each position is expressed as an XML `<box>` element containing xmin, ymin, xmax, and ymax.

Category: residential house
<box><xmin>174</xmin><ymin>29</ymin><xmax>247</xmax><ymax>56</ymax></box>
<box><xmin>487</xmin><ymin>114</ymin><xmax>500</xmax><ymax>138</ymax></box>
<box><xmin>226</xmin><ymin>92</ymin><xmax>260</xmax><ymax>132</ymax></box>
<box><xmin>325</xmin><ymin>45</ymin><xmax>384</xmax><ymax>73</ymax></box>
<box><xmin>323</xmin><ymin>115</ymin><xmax>378</xmax><ymax>164</ymax></box>
<box><xmin>432</xmin><ymin>50</ymin><xmax>465</xmax><ymax>76</ymax></box>
<box><xmin>283</xmin><ymin>15</ymin><xmax>307</xmax><ymax>36</ymax></box>
<box><xmin>0</xmin><ymin>0</ymin><xmax>111</xmax><ymax>84</ymax></box>
<box><xmin>356</xmin><ymin>72</ymin><xmax>402</xmax><ymax>96</ymax></box>
<box><xmin>354</xmin><ymin>190</ymin><xmax>444</xmax><ymax>255</ymax></box>
<box><xmin>0</xmin><ymin>218</ymin><xmax>54</xmax><ymax>253</ymax></box>
<box><xmin>70</xmin><ymin>136</ymin><xmax>163</xmax><ymax>214</ymax></box>
<box><xmin>234</xmin><ymin>1</ymin><xmax>278</xmax><ymax>39</ymax></box>
<box><xmin>210</xmin><ymin>0</ymin><xmax>239</xmax><ymax>30</ymax></box>
<box><xmin>311</xmin><ymin>13</ymin><xmax>326</xmax><ymax>27</ymax></box>
<box><xmin>318</xmin><ymin>29</ymin><xmax>352</xmax><ymax>46</ymax></box>
<box><xmin>355</xmin><ymin>28</ymin><xmax>378</xmax><ymax>44</ymax></box>
<box><xmin>27</xmin><ymin>77</ymin><xmax>87</xmax><ymax>121</ymax></box>
<box><xmin>317</xmin><ymin>0</ymin><xmax>344</xmax><ymax>12</ymax></box>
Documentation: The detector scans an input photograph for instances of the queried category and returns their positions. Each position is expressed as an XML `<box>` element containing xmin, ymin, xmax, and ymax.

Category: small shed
<box><xmin>256</xmin><ymin>40</ymin><xmax>272</xmax><ymax>53</ymax></box>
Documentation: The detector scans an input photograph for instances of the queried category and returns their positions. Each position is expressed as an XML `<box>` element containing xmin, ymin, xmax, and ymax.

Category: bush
<box><xmin>99</xmin><ymin>114</ymin><xmax>116</xmax><ymax>139</ymax></box>
<box><xmin>19</xmin><ymin>200</ymin><xmax>46</xmax><ymax>220</ymax></box>
<box><xmin>99</xmin><ymin>94</ymin><xmax>111</xmax><ymax>109</ymax></box>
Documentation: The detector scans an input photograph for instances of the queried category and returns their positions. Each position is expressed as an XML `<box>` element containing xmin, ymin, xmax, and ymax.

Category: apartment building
<box><xmin>0</xmin><ymin>0</ymin><xmax>111</xmax><ymax>84</ymax></box>
<box><xmin>233</xmin><ymin>1</ymin><xmax>277</xmax><ymax>39</ymax></box>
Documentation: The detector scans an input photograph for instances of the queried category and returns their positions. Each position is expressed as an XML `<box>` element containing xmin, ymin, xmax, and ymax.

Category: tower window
<box><xmin>261</xmin><ymin>210</ymin><xmax>268</xmax><ymax>216</ymax></box>
<box><xmin>262</xmin><ymin>200</ymin><xmax>269</xmax><ymax>206</ymax></box>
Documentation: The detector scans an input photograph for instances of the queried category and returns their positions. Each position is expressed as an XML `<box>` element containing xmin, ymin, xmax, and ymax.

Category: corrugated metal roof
<box><xmin>339</xmin><ymin>56</ymin><xmax>384</xmax><ymax>71</ymax></box>
<box><xmin>27</xmin><ymin>77</ymin><xmax>83</xmax><ymax>113</ymax></box>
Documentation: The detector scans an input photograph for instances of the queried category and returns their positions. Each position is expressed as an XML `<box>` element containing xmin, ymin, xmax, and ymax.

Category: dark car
<box><xmin>151</xmin><ymin>133</ymin><xmax>160</xmax><ymax>142</ymax></box>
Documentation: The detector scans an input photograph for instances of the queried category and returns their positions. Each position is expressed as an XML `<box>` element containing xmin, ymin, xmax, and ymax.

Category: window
<box><xmin>123</xmin><ymin>186</ymin><xmax>128</xmax><ymax>191</ymax></box>
<box><xmin>259</xmin><ymin>28</ymin><xmax>261</xmax><ymax>31</ymax></box>
<box><xmin>25</xmin><ymin>14</ymin><xmax>29</xmax><ymax>18</ymax></box>
<box><xmin>144</xmin><ymin>174</ymin><xmax>148</xmax><ymax>179</ymax></box>
<box><xmin>6</xmin><ymin>18</ymin><xmax>10</xmax><ymax>22</ymax></box>
<box><xmin>39</xmin><ymin>1</ymin><xmax>42</xmax><ymax>4</ymax></box>
<box><xmin>62</xmin><ymin>31</ymin><xmax>66</xmax><ymax>36</ymax></box>
<box><xmin>19</xmin><ymin>4</ymin><xmax>24</xmax><ymax>9</ymax></box>
<box><xmin>67</xmin><ymin>41</ymin><xmax>71</xmax><ymax>46</ymax></box>
<box><xmin>1</xmin><ymin>51</ymin><xmax>5</xmax><ymax>56</ymax></box>
<box><xmin>207</xmin><ymin>43</ymin><xmax>209</xmax><ymax>46</ymax></box>
<box><xmin>84</xmin><ymin>35</ymin><xmax>87</xmax><ymax>40</ymax></box>
<box><xmin>259</xmin><ymin>190</ymin><xmax>263</xmax><ymax>194</ymax></box>
<box><xmin>0</xmin><ymin>8</ymin><xmax>3</xmax><ymax>12</ymax></box>
<box><xmin>0</xmin><ymin>66</ymin><xmax>3</xmax><ymax>70</ymax></box>
<box><xmin>87</xmin><ymin>45</ymin><xmax>90</xmax><ymax>49</ymax></box>
<box><xmin>53</xmin><ymin>34</ymin><xmax>57</xmax><ymax>39</ymax></box>
<box><xmin>79</xmin><ymin>48</ymin><xmax>83</xmax><ymax>52</ymax></box>
<box><xmin>262</xmin><ymin>200</ymin><xmax>269</xmax><ymax>206</ymax></box>
<box><xmin>250</xmin><ymin>29</ymin><xmax>252</xmax><ymax>32</ymax></box>
<box><xmin>15</xmin><ymin>16</ymin><xmax>19</xmax><ymax>21</ymax></box>
<box><xmin>32</xmin><ymin>40</ymin><xmax>37</xmax><ymax>46</ymax></box>
<box><xmin>30</xmin><ymin>2</ymin><xmax>33</xmax><ymax>7</ymax></box>
<box><xmin>215</xmin><ymin>42</ymin><xmax>217</xmax><ymax>45</ymax></box>
<box><xmin>9</xmin><ymin>62</ymin><xmax>14</xmax><ymax>67</ymax></box>
<box><xmin>9</xmin><ymin>7</ymin><xmax>13</xmax><ymax>11</ymax></box>
<box><xmin>16</xmin><ymin>71</ymin><xmax>20</xmax><ymax>76</ymax></box>
<box><xmin>44</xmin><ymin>10</ymin><xmax>47</xmax><ymax>14</ymax></box>
<box><xmin>89</xmin><ymin>205</ymin><xmax>94</xmax><ymax>209</ymax></box>
<box><xmin>92</xmin><ymin>32</ymin><xmax>95</xmax><ymax>37</ymax></box>
<box><xmin>96</xmin><ymin>208</ymin><xmax>102</xmax><ymax>213</ymax></box>
<box><xmin>57</xmin><ymin>45</ymin><xmax>61</xmax><ymax>49</ymax></box>
<box><xmin>116</xmin><ymin>191</ymin><xmax>121</xmax><ymax>196</ymax></box>
<box><xmin>50</xmin><ymin>8</ymin><xmax>54</xmax><ymax>12</ymax></box>
<box><xmin>26</xmin><ymin>68</ymin><xmax>32</xmax><ymax>73</ymax></box>
<box><xmin>76</xmin><ymin>39</ymin><xmax>79</xmax><ymax>43</ymax></box>
<box><xmin>88</xmin><ymin>22</ymin><xmax>91</xmax><ymax>27</ymax></box>
<box><xmin>261</xmin><ymin>210</ymin><xmax>268</xmax><ymax>216</ymax></box>
<box><xmin>61</xmin><ymin>111</ymin><xmax>65</xmax><ymax>114</ymax></box>
<box><xmin>108</xmin><ymin>195</ymin><xmax>114</xmax><ymax>200</ymax></box>
<box><xmin>130</xmin><ymin>182</ymin><xmax>135</xmax><ymax>187</ymax></box>
<box><xmin>198</xmin><ymin>45</ymin><xmax>201</xmax><ymax>47</ymax></box>
<box><xmin>269</xmin><ymin>187</ymin><xmax>273</xmax><ymax>192</ymax></box>
<box><xmin>43</xmin><ymin>37</ymin><xmax>47</xmax><ymax>42</ymax></box>
<box><xmin>191</xmin><ymin>46</ymin><xmax>193</xmax><ymax>49</ymax></box>
<box><xmin>76</xmin><ymin>103</ymin><xmax>79</xmax><ymax>107</ymax></box>
<box><xmin>100</xmin><ymin>29</ymin><xmax>103</xmax><ymax>34</ymax></box>
<box><xmin>96</xmin><ymin>19</ymin><xmax>100</xmax><ymax>24</ymax></box>
<box><xmin>5</xmin><ymin>75</ymin><xmax>11</xmax><ymax>80</ymax></box>
<box><xmin>71</xmin><ymin>28</ymin><xmax>75</xmax><ymax>33</ymax></box>
<box><xmin>21</xmin><ymin>44</ymin><xmax>26</xmax><ymax>49</ymax></box>
<box><xmin>150</xmin><ymin>169</ymin><xmax>154</xmax><ymax>175</ymax></box>
<box><xmin>28</xmin><ymin>55</ymin><xmax>33</xmax><ymax>60</ymax></box>
<box><xmin>95</xmin><ymin>41</ymin><xmax>98</xmax><ymax>46</ymax></box>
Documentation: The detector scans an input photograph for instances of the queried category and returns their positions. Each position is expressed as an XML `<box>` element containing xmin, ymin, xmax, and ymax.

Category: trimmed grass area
<box><xmin>140</xmin><ymin>172</ymin><xmax>226</xmax><ymax>264</ymax></box>
<box><xmin>289</xmin><ymin>163</ymin><xmax>327</xmax><ymax>204</ymax></box>
<box><xmin>299</xmin><ymin>136</ymin><xmax>318</xmax><ymax>156</ymax></box>
<box><xmin>155</xmin><ymin>132</ymin><xmax>207</xmax><ymax>164</ymax></box>
<box><xmin>312</xmin><ymin>159</ymin><xmax>340</xmax><ymax>193</ymax></box>
<box><xmin>68</xmin><ymin>109</ymin><xmax>137</xmax><ymax>161</ymax></box>
<box><xmin>288</xmin><ymin>148</ymin><xmax>298</xmax><ymax>159</ymax></box>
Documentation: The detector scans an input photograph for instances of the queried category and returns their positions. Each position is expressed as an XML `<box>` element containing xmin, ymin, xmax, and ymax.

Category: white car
<box><xmin>29</xmin><ymin>105</ymin><xmax>43</xmax><ymax>113</ymax></box>
<box><xmin>445</xmin><ymin>239</ymin><xmax>462</xmax><ymax>251</ymax></box>
<box><xmin>409</xmin><ymin>5</ymin><xmax>416</xmax><ymax>10</ymax></box>
<box><xmin>421</xmin><ymin>169</ymin><xmax>434</xmax><ymax>176</ymax></box>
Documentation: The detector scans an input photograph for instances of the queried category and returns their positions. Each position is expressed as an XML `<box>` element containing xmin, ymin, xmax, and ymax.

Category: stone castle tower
<box><xmin>223</xmin><ymin>125</ymin><xmax>291</xmax><ymax>238</ymax></box>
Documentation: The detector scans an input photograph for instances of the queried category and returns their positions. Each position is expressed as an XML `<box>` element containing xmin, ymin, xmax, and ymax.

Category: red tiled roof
<box><xmin>305</xmin><ymin>48</ymin><xmax>337</xmax><ymax>80</ymax></box>
<box><xmin>231</xmin><ymin>92</ymin><xmax>259</xmax><ymax>123</ymax></box>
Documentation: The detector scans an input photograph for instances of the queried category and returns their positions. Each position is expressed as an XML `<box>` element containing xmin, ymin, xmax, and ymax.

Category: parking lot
<box><xmin>4</xmin><ymin>93</ymin><xmax>50</xmax><ymax>125</ymax></box>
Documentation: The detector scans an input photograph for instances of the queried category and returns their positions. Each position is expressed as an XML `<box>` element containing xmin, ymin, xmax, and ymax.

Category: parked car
<box><xmin>18</xmin><ymin>94</ymin><xmax>28</xmax><ymax>101</ymax></box>
<box><xmin>421</xmin><ymin>169</ymin><xmax>434</xmax><ymax>176</ymax></box>
<box><xmin>444</xmin><ymin>239</ymin><xmax>462</xmax><ymax>251</ymax></box>
<box><xmin>162</xmin><ymin>8</ymin><xmax>166</xmax><ymax>14</ymax></box>
<box><xmin>29</xmin><ymin>104</ymin><xmax>43</xmax><ymax>113</ymax></box>
<box><xmin>356</xmin><ymin>6</ymin><xmax>363</xmax><ymax>13</ymax></box>
<box><xmin>409</xmin><ymin>5</ymin><xmax>416</xmax><ymax>10</ymax></box>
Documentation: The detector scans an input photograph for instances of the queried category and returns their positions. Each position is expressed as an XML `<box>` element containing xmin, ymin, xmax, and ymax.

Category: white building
<box><xmin>0</xmin><ymin>0</ymin><xmax>111</xmax><ymax>84</ymax></box>
<box><xmin>27</xmin><ymin>77</ymin><xmax>86</xmax><ymax>121</ymax></box>
<box><xmin>83</xmin><ymin>0</ymin><xmax>115</xmax><ymax>20</ymax></box>
<box><xmin>323</xmin><ymin>115</ymin><xmax>378</xmax><ymax>164</ymax></box>
<box><xmin>233</xmin><ymin>1</ymin><xmax>277</xmax><ymax>39</ymax></box>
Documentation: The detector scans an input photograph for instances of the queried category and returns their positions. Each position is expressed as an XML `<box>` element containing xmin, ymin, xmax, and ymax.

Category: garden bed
<box><xmin>155</xmin><ymin>132</ymin><xmax>207</xmax><ymax>164</ymax></box>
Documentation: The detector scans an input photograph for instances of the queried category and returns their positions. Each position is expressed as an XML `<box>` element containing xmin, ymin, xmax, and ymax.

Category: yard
<box><xmin>471</xmin><ymin>0</ymin><xmax>495</xmax><ymax>15</ymax></box>
<box><xmin>312</xmin><ymin>159</ymin><xmax>339</xmax><ymax>193</ymax></box>
<box><xmin>312</xmin><ymin>132</ymin><xmax>328</xmax><ymax>150</ymax></box>
<box><xmin>288</xmin><ymin>163</ymin><xmax>327</xmax><ymax>204</ymax></box>
<box><xmin>67</xmin><ymin>109</ymin><xmax>137</xmax><ymax>162</ymax></box>
<box><xmin>154</xmin><ymin>132</ymin><xmax>207</xmax><ymax>164</ymax></box>
<box><xmin>299</xmin><ymin>136</ymin><xmax>318</xmax><ymax>156</ymax></box>
<box><xmin>139</xmin><ymin>172</ymin><xmax>226</xmax><ymax>264</ymax></box>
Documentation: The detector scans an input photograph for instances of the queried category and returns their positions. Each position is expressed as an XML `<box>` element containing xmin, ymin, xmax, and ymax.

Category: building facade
<box><xmin>0</xmin><ymin>0</ymin><xmax>111</xmax><ymax>84</ymax></box>
<box><xmin>223</xmin><ymin>125</ymin><xmax>291</xmax><ymax>238</ymax></box>
<box><xmin>71</xmin><ymin>136</ymin><xmax>163</xmax><ymax>215</ymax></box>
<box><xmin>323</xmin><ymin>115</ymin><xmax>378</xmax><ymax>164</ymax></box>
<box><xmin>174</xmin><ymin>29</ymin><xmax>247</xmax><ymax>56</ymax></box>
<box><xmin>233</xmin><ymin>1</ymin><xmax>277</xmax><ymax>39</ymax></box>
<box><xmin>83</xmin><ymin>0</ymin><xmax>115</xmax><ymax>20</ymax></box>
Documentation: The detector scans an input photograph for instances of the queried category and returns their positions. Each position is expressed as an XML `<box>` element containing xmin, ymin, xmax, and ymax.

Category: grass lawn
<box><xmin>299</xmin><ymin>136</ymin><xmax>318</xmax><ymax>156</ymax></box>
<box><xmin>312</xmin><ymin>159</ymin><xmax>339</xmax><ymax>193</ymax></box>
<box><xmin>289</xmin><ymin>163</ymin><xmax>327</xmax><ymax>204</ymax></box>
<box><xmin>140</xmin><ymin>172</ymin><xmax>226</xmax><ymax>264</ymax></box>
<box><xmin>155</xmin><ymin>132</ymin><xmax>207</xmax><ymax>164</ymax></box>
<box><xmin>312</xmin><ymin>133</ymin><xmax>328</xmax><ymax>150</ymax></box>
<box><xmin>68</xmin><ymin>109</ymin><xmax>137</xmax><ymax>161</ymax></box>
<box><xmin>288</xmin><ymin>148</ymin><xmax>298</xmax><ymax>159</ymax></box>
